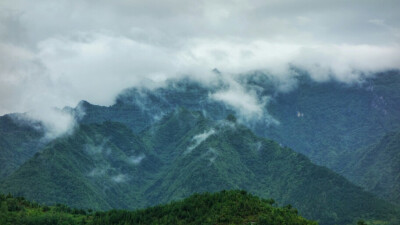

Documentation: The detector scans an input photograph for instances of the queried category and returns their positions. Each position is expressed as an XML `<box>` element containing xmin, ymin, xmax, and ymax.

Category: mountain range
<box><xmin>1</xmin><ymin>71</ymin><xmax>400</xmax><ymax>225</ymax></box>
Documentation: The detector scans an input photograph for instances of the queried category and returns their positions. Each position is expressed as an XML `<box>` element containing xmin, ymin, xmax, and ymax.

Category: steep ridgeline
<box><xmin>72</xmin><ymin>71</ymin><xmax>400</xmax><ymax>203</ymax></box>
<box><xmin>343</xmin><ymin>128</ymin><xmax>400</xmax><ymax>204</ymax></box>
<box><xmin>76</xmin><ymin>79</ymin><xmax>234</xmax><ymax>133</ymax></box>
<box><xmin>0</xmin><ymin>114</ymin><xmax>45</xmax><ymax>180</ymax></box>
<box><xmin>0</xmin><ymin>191</ymin><xmax>316</xmax><ymax>225</ymax></box>
<box><xmin>1</xmin><ymin>109</ymin><xmax>399</xmax><ymax>225</ymax></box>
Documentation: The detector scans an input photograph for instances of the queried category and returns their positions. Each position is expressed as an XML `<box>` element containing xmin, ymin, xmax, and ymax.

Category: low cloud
<box><xmin>210</xmin><ymin>76</ymin><xmax>266</xmax><ymax>120</ymax></box>
<box><xmin>127</xmin><ymin>154</ymin><xmax>146</xmax><ymax>165</ymax></box>
<box><xmin>186</xmin><ymin>129</ymin><xmax>216</xmax><ymax>154</ymax></box>
<box><xmin>11</xmin><ymin>107</ymin><xmax>76</xmax><ymax>140</ymax></box>
<box><xmin>111</xmin><ymin>174</ymin><xmax>128</xmax><ymax>183</ymax></box>
<box><xmin>203</xmin><ymin>147</ymin><xmax>218</xmax><ymax>165</ymax></box>
<box><xmin>88</xmin><ymin>167</ymin><xmax>108</xmax><ymax>177</ymax></box>
<box><xmin>1</xmin><ymin>0</ymin><xmax>400</xmax><ymax>137</ymax></box>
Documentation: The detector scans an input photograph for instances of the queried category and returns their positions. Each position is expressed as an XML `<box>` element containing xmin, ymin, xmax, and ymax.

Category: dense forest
<box><xmin>0</xmin><ymin>190</ymin><xmax>317</xmax><ymax>225</ymax></box>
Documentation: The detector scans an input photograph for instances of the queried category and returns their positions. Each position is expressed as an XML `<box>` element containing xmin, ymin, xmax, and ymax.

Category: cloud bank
<box><xmin>1</xmin><ymin>0</ymin><xmax>400</xmax><ymax>137</ymax></box>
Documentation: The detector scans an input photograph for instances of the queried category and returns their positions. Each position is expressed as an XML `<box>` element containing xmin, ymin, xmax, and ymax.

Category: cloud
<box><xmin>211</xmin><ymin>85</ymin><xmax>265</xmax><ymax>119</ymax></box>
<box><xmin>0</xmin><ymin>0</ymin><xmax>400</xmax><ymax>137</ymax></box>
<box><xmin>111</xmin><ymin>174</ymin><xmax>128</xmax><ymax>183</ymax></box>
<box><xmin>203</xmin><ymin>147</ymin><xmax>218</xmax><ymax>165</ymax></box>
<box><xmin>292</xmin><ymin>44</ymin><xmax>400</xmax><ymax>83</ymax></box>
<box><xmin>88</xmin><ymin>167</ymin><xmax>108</xmax><ymax>177</ymax></box>
<box><xmin>127</xmin><ymin>154</ymin><xmax>146</xmax><ymax>165</ymax></box>
<box><xmin>186</xmin><ymin>129</ymin><xmax>216</xmax><ymax>154</ymax></box>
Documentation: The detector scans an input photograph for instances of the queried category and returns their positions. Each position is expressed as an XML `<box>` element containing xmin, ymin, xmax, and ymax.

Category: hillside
<box><xmin>1</xmin><ymin>109</ymin><xmax>399</xmax><ymax>225</ymax></box>
<box><xmin>343</xmin><ymin>128</ymin><xmax>400</xmax><ymax>203</ymax></box>
<box><xmin>92</xmin><ymin>190</ymin><xmax>317</xmax><ymax>225</ymax></box>
<box><xmin>0</xmin><ymin>191</ymin><xmax>316</xmax><ymax>225</ymax></box>
<box><xmin>0</xmin><ymin>122</ymin><xmax>160</xmax><ymax>210</ymax></box>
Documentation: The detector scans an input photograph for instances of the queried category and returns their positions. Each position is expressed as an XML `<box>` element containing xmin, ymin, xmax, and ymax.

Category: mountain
<box><xmin>1</xmin><ymin>109</ymin><xmax>399</xmax><ymax>225</ymax></box>
<box><xmin>343</xmin><ymin>128</ymin><xmax>400</xmax><ymax>203</ymax></box>
<box><xmin>0</xmin><ymin>191</ymin><xmax>317</xmax><ymax>225</ymax></box>
<box><xmin>141</xmin><ymin>109</ymin><xmax>399</xmax><ymax>225</ymax></box>
<box><xmin>262</xmin><ymin>71</ymin><xmax>400</xmax><ymax>170</ymax></box>
<box><xmin>0</xmin><ymin>114</ymin><xmax>45</xmax><ymax>180</ymax></box>
<box><xmin>71</xmin><ymin>71</ymin><xmax>400</xmax><ymax>202</ymax></box>
<box><xmin>261</xmin><ymin>71</ymin><xmax>400</xmax><ymax>202</ymax></box>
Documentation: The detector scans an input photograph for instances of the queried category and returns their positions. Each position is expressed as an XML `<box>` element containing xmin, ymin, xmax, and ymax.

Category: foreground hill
<box><xmin>0</xmin><ymin>191</ymin><xmax>316</xmax><ymax>225</ymax></box>
<box><xmin>91</xmin><ymin>190</ymin><xmax>317</xmax><ymax>225</ymax></box>
<box><xmin>1</xmin><ymin>109</ymin><xmax>399</xmax><ymax>225</ymax></box>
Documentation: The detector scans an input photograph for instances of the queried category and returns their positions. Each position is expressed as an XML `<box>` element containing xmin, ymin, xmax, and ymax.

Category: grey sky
<box><xmin>1</xmin><ymin>0</ymin><xmax>400</xmax><ymax>137</ymax></box>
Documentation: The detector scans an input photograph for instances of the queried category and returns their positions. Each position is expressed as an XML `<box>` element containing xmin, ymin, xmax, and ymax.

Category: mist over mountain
<box><xmin>63</xmin><ymin>70</ymin><xmax>400</xmax><ymax>203</ymax></box>
<box><xmin>1</xmin><ymin>1</ymin><xmax>400</xmax><ymax>225</ymax></box>
<box><xmin>1</xmin><ymin>70</ymin><xmax>400</xmax><ymax>225</ymax></box>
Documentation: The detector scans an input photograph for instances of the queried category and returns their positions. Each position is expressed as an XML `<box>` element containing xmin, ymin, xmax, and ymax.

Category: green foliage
<box><xmin>1</xmin><ymin>109</ymin><xmax>399</xmax><ymax>225</ymax></box>
<box><xmin>91</xmin><ymin>190</ymin><xmax>317</xmax><ymax>225</ymax></box>
<box><xmin>0</xmin><ymin>193</ymin><xmax>87</xmax><ymax>225</ymax></box>
<box><xmin>0</xmin><ymin>191</ymin><xmax>316</xmax><ymax>225</ymax></box>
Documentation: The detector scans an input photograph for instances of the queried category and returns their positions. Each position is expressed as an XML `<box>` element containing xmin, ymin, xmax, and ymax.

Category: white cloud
<box><xmin>0</xmin><ymin>0</ymin><xmax>400</xmax><ymax>137</ymax></box>
<box><xmin>292</xmin><ymin>44</ymin><xmax>400</xmax><ymax>83</ymax></box>
<box><xmin>186</xmin><ymin>129</ymin><xmax>216</xmax><ymax>154</ymax></box>
<box><xmin>127</xmin><ymin>154</ymin><xmax>146</xmax><ymax>165</ymax></box>
<box><xmin>111</xmin><ymin>174</ymin><xmax>128</xmax><ymax>183</ymax></box>
<box><xmin>211</xmin><ymin>87</ymin><xmax>264</xmax><ymax>119</ymax></box>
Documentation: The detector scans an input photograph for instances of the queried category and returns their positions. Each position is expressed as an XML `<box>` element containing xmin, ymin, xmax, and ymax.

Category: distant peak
<box><xmin>212</xmin><ymin>68</ymin><xmax>221</xmax><ymax>74</ymax></box>
<box><xmin>76</xmin><ymin>100</ymin><xmax>91</xmax><ymax>108</ymax></box>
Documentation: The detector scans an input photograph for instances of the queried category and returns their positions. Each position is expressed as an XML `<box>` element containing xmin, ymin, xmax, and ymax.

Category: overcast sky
<box><xmin>1</xmin><ymin>0</ymin><xmax>400</xmax><ymax>137</ymax></box>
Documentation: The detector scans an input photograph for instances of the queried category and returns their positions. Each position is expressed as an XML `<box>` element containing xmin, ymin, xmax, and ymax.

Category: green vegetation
<box><xmin>0</xmin><ymin>193</ymin><xmax>87</xmax><ymax>225</ymax></box>
<box><xmin>0</xmin><ymin>191</ymin><xmax>316</xmax><ymax>225</ymax></box>
<box><xmin>91</xmin><ymin>190</ymin><xmax>316</xmax><ymax>225</ymax></box>
<box><xmin>1</xmin><ymin>109</ymin><xmax>399</xmax><ymax>225</ymax></box>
